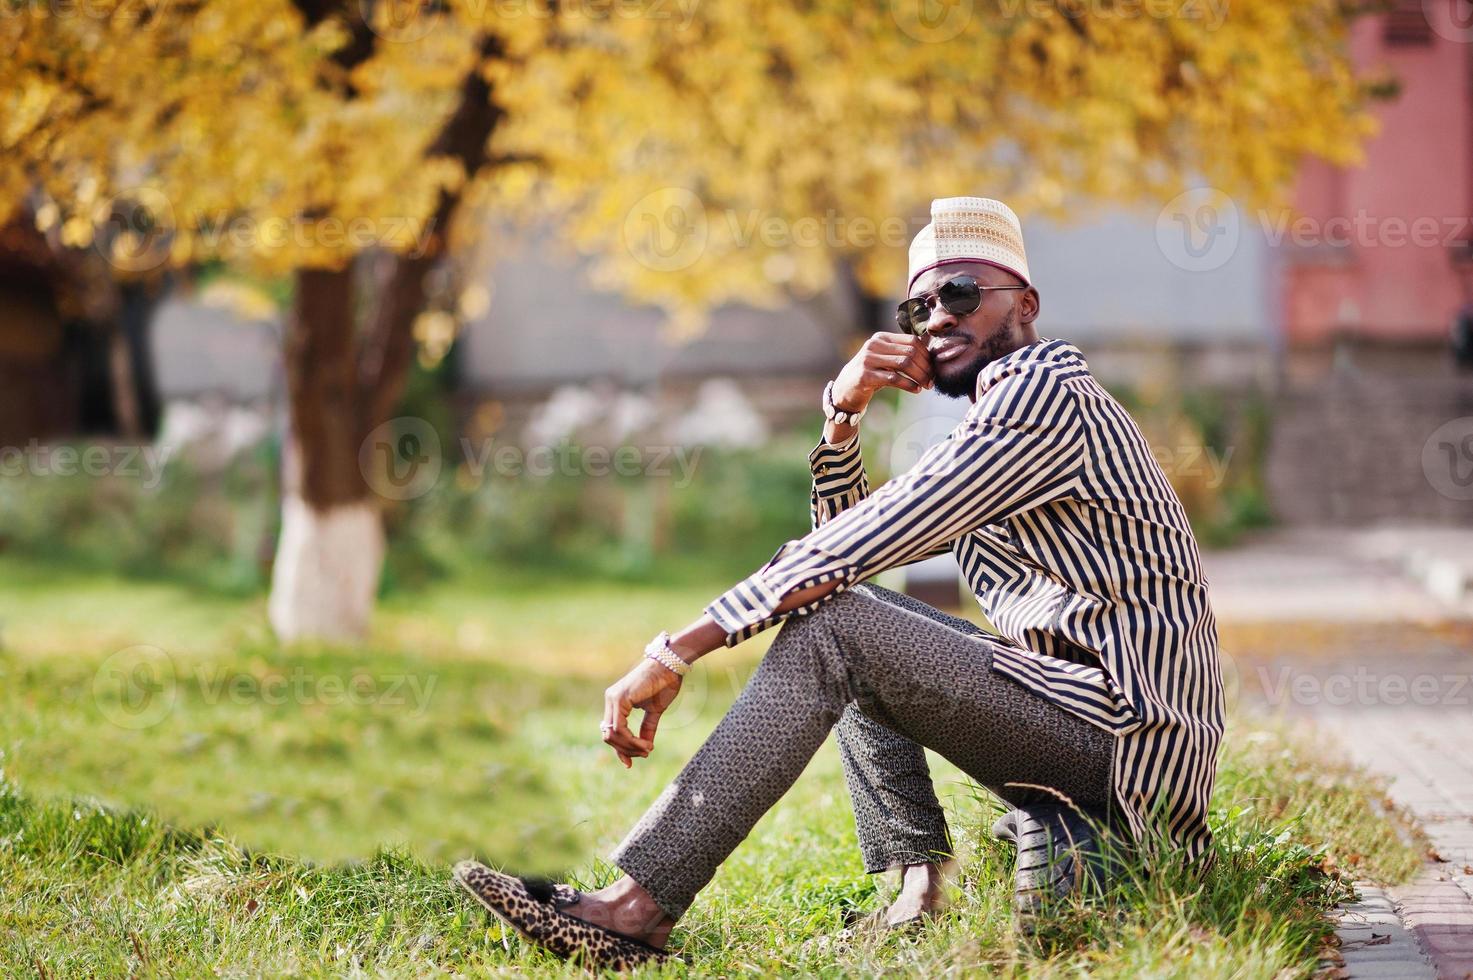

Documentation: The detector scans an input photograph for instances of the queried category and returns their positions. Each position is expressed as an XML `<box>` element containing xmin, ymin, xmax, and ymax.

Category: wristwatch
<box><xmin>822</xmin><ymin>380</ymin><xmax>867</xmax><ymax>425</ymax></box>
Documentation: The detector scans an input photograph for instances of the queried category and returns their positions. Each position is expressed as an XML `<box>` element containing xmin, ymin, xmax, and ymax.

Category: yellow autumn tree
<box><xmin>0</xmin><ymin>0</ymin><xmax>1375</xmax><ymax>639</ymax></box>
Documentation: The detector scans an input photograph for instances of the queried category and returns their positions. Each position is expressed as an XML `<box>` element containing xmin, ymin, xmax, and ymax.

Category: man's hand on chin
<box><xmin>832</xmin><ymin>331</ymin><xmax>934</xmax><ymax>409</ymax></box>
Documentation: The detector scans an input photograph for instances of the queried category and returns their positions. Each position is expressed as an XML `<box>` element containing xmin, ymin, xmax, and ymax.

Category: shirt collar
<box><xmin>975</xmin><ymin>338</ymin><xmax>1087</xmax><ymax>395</ymax></box>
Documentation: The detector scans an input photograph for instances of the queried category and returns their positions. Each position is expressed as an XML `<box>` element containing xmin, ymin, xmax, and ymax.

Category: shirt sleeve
<box><xmin>705</xmin><ymin>364</ymin><xmax>1084</xmax><ymax>646</ymax></box>
<box><xmin>809</xmin><ymin>431</ymin><xmax>870</xmax><ymax>529</ymax></box>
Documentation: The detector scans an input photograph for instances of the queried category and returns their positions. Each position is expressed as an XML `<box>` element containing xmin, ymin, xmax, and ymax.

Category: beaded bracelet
<box><xmin>643</xmin><ymin>630</ymin><xmax>691</xmax><ymax>677</ymax></box>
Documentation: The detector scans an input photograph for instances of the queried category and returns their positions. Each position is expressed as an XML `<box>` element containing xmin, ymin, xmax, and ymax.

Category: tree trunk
<box><xmin>265</xmin><ymin>28</ymin><xmax>504</xmax><ymax>642</ymax></box>
<box><xmin>269</xmin><ymin>490</ymin><xmax>385</xmax><ymax>640</ymax></box>
<box><xmin>118</xmin><ymin>280</ymin><xmax>164</xmax><ymax>436</ymax></box>
<box><xmin>268</xmin><ymin>265</ymin><xmax>384</xmax><ymax>641</ymax></box>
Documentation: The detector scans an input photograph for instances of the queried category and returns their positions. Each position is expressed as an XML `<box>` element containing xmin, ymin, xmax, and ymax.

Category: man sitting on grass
<box><xmin>455</xmin><ymin>196</ymin><xmax>1224</xmax><ymax>970</ymax></box>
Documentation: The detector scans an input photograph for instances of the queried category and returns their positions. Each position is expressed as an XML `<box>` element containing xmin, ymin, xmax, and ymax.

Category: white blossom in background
<box><xmin>672</xmin><ymin>378</ymin><xmax>768</xmax><ymax>450</ymax></box>
<box><xmin>524</xmin><ymin>385</ymin><xmax>605</xmax><ymax>448</ymax></box>
<box><xmin>155</xmin><ymin>398</ymin><xmax>272</xmax><ymax>472</ymax></box>
<box><xmin>222</xmin><ymin>405</ymin><xmax>272</xmax><ymax>458</ymax></box>
<box><xmin>155</xmin><ymin>400</ymin><xmax>214</xmax><ymax>452</ymax></box>
<box><xmin>610</xmin><ymin>390</ymin><xmax>660</xmax><ymax>443</ymax></box>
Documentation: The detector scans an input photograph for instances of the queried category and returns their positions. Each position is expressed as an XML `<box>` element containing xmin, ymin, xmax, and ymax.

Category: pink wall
<box><xmin>1283</xmin><ymin>3</ymin><xmax>1473</xmax><ymax>345</ymax></box>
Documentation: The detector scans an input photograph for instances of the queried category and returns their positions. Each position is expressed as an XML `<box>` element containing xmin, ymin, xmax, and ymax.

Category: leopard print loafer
<box><xmin>452</xmin><ymin>860</ymin><xmax>673</xmax><ymax>971</ymax></box>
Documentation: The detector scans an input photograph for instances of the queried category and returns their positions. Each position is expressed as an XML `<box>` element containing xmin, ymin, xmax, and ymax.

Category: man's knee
<box><xmin>763</xmin><ymin>591</ymin><xmax>872</xmax><ymax>701</ymax></box>
<box><xmin>835</xmin><ymin>701</ymin><xmax>900</xmax><ymax>758</ymax></box>
<box><xmin>812</xmin><ymin>586</ymin><xmax>867</xmax><ymax>618</ymax></box>
<box><xmin>850</xmin><ymin>582</ymin><xmax>899</xmax><ymax>605</ymax></box>
<box><xmin>785</xmin><ymin>591</ymin><xmax>926</xmax><ymax>703</ymax></box>
<box><xmin>834</xmin><ymin>701</ymin><xmax>868</xmax><ymax>744</ymax></box>
<box><xmin>772</xmin><ymin>586</ymin><xmax>864</xmax><ymax>642</ymax></box>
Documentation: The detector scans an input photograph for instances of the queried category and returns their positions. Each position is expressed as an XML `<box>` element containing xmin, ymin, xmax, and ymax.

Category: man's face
<box><xmin>906</xmin><ymin>261</ymin><xmax>1037</xmax><ymax>399</ymax></box>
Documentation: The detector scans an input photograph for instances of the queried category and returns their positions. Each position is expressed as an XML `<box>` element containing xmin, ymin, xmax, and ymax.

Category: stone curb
<box><xmin>1328</xmin><ymin>882</ymin><xmax>1437</xmax><ymax>978</ymax></box>
<box><xmin>1314</xmin><ymin>706</ymin><xmax>1473</xmax><ymax>979</ymax></box>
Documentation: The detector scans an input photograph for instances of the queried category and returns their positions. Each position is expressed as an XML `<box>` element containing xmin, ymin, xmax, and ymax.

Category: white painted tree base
<box><xmin>268</xmin><ymin>495</ymin><xmax>384</xmax><ymax>642</ymax></box>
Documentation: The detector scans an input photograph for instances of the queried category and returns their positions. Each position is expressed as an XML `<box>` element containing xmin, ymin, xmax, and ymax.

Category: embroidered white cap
<box><xmin>907</xmin><ymin>197</ymin><xmax>1030</xmax><ymax>292</ymax></box>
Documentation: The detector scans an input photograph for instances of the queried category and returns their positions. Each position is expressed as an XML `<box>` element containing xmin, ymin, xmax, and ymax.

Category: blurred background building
<box><xmin>5</xmin><ymin>1</ymin><xmax>1471</xmax><ymax>549</ymax></box>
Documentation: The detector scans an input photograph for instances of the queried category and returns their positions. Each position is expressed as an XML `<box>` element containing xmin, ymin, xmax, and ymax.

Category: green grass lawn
<box><xmin>0</xmin><ymin>555</ymin><xmax>1422</xmax><ymax>977</ymax></box>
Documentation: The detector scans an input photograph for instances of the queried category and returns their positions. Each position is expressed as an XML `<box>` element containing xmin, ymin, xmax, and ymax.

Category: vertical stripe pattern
<box><xmin>705</xmin><ymin>339</ymin><xmax>1224</xmax><ymax>861</ymax></box>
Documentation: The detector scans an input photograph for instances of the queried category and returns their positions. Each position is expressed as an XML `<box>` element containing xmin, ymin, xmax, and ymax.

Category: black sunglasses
<box><xmin>895</xmin><ymin>275</ymin><xmax>1025</xmax><ymax>335</ymax></box>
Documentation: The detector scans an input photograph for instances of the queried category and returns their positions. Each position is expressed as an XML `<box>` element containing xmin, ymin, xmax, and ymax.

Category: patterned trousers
<box><xmin>610</xmin><ymin>583</ymin><xmax>1116</xmax><ymax>920</ymax></box>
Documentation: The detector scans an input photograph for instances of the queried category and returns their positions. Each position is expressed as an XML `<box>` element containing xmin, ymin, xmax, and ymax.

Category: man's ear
<box><xmin>1018</xmin><ymin>286</ymin><xmax>1041</xmax><ymax>325</ymax></box>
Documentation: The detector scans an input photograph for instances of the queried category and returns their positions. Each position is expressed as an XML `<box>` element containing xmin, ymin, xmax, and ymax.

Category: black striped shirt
<box><xmin>706</xmin><ymin>339</ymin><xmax>1223</xmax><ymax>861</ymax></box>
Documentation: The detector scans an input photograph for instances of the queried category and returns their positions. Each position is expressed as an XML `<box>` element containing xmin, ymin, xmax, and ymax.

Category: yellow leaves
<box><xmin>33</xmin><ymin>201</ymin><xmax>60</xmax><ymax>234</ymax></box>
<box><xmin>457</xmin><ymin>283</ymin><xmax>491</xmax><ymax>320</ymax></box>
<box><xmin>0</xmin><ymin>0</ymin><xmax>1375</xmax><ymax>324</ymax></box>
<box><xmin>412</xmin><ymin>310</ymin><xmax>459</xmax><ymax>368</ymax></box>
<box><xmin>59</xmin><ymin>216</ymin><xmax>95</xmax><ymax>249</ymax></box>
<box><xmin>3</xmin><ymin>79</ymin><xmax>62</xmax><ymax>149</ymax></box>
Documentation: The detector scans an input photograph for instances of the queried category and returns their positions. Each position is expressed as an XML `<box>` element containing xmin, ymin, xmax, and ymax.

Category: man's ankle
<box><xmin>599</xmin><ymin>876</ymin><xmax>675</xmax><ymax>934</ymax></box>
<box><xmin>899</xmin><ymin>859</ymin><xmax>943</xmax><ymax>883</ymax></box>
<box><xmin>896</xmin><ymin>861</ymin><xmax>948</xmax><ymax>905</ymax></box>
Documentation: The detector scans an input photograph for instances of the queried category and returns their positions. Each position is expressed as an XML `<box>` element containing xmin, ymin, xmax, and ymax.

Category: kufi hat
<box><xmin>907</xmin><ymin>197</ymin><xmax>1030</xmax><ymax>292</ymax></box>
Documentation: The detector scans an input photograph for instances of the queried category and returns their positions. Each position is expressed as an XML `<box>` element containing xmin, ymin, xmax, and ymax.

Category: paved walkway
<box><xmin>1317</xmin><ymin>708</ymin><xmax>1473</xmax><ymax>978</ymax></box>
<box><xmin>1204</xmin><ymin>526</ymin><xmax>1473</xmax><ymax>979</ymax></box>
<box><xmin>1203</xmin><ymin>526</ymin><xmax>1473</xmax><ymax>625</ymax></box>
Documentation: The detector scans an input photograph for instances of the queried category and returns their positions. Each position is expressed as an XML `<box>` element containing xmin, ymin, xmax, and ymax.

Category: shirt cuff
<box><xmin>704</xmin><ymin>559</ymin><xmax>857</xmax><ymax>647</ymax></box>
<box><xmin>809</xmin><ymin>431</ymin><xmax>862</xmax><ymax>488</ymax></box>
<box><xmin>809</xmin><ymin>433</ymin><xmax>867</xmax><ymax>528</ymax></box>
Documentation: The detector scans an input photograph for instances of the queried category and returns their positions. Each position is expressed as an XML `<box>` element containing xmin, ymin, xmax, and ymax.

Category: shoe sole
<box><xmin>994</xmin><ymin>804</ymin><xmax>1111</xmax><ymax>931</ymax></box>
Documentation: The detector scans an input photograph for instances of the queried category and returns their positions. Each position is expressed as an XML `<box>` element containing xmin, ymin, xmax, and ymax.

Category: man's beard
<box><xmin>931</xmin><ymin>307</ymin><xmax>1019</xmax><ymax>399</ymax></box>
